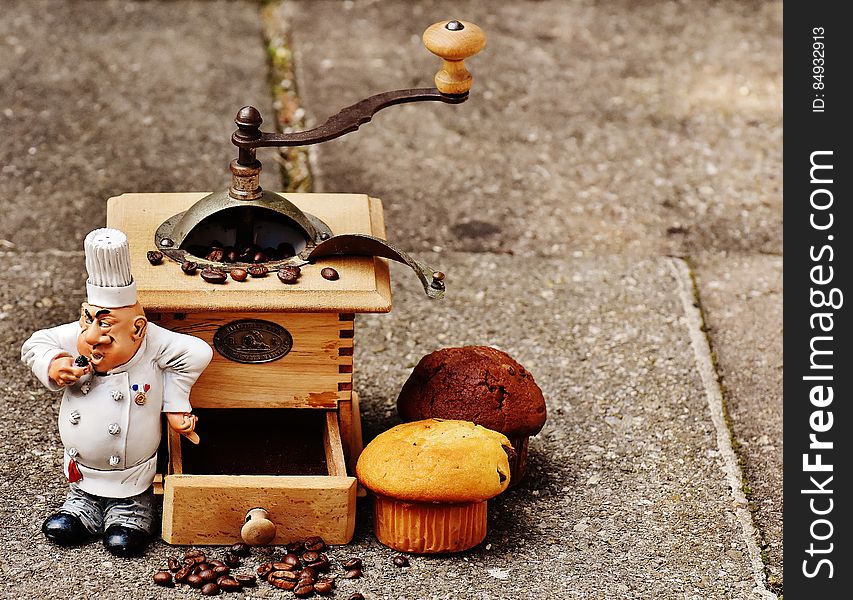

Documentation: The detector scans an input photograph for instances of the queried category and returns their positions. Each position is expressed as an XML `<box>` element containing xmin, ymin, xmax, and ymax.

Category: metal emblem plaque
<box><xmin>213</xmin><ymin>319</ymin><xmax>293</xmax><ymax>364</ymax></box>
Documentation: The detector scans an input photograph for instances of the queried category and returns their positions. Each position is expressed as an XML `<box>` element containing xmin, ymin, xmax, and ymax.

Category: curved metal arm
<box><xmin>232</xmin><ymin>88</ymin><xmax>466</xmax><ymax>150</ymax></box>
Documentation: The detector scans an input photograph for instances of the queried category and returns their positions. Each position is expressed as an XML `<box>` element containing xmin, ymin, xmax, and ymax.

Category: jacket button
<box><xmin>108</xmin><ymin>423</ymin><xmax>121</xmax><ymax>435</ymax></box>
<box><xmin>109</xmin><ymin>455</ymin><xmax>120</xmax><ymax>466</ymax></box>
<box><xmin>110</xmin><ymin>390</ymin><xmax>123</xmax><ymax>401</ymax></box>
<box><xmin>68</xmin><ymin>447</ymin><xmax>79</xmax><ymax>457</ymax></box>
<box><xmin>69</xmin><ymin>410</ymin><xmax>81</xmax><ymax>424</ymax></box>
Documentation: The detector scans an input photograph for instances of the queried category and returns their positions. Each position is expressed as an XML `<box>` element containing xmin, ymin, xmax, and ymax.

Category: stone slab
<box><xmin>272</xmin><ymin>0</ymin><xmax>782</xmax><ymax>258</ymax></box>
<box><xmin>0</xmin><ymin>0</ymin><xmax>280</xmax><ymax>252</ymax></box>
<box><xmin>694</xmin><ymin>253</ymin><xmax>783</xmax><ymax>588</ymax></box>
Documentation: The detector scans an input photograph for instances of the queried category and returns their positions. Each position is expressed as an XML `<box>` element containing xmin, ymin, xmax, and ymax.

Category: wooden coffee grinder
<box><xmin>105</xmin><ymin>19</ymin><xmax>485</xmax><ymax>546</ymax></box>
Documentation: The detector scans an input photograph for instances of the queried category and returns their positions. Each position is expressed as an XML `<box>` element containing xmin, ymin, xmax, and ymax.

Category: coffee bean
<box><xmin>248</xmin><ymin>264</ymin><xmax>268</xmax><ymax>278</ymax></box>
<box><xmin>286</xmin><ymin>541</ymin><xmax>305</xmax><ymax>554</ymax></box>
<box><xmin>252</xmin><ymin>251</ymin><xmax>268</xmax><ymax>263</ymax></box>
<box><xmin>187</xmin><ymin>574</ymin><xmax>204</xmax><ymax>588</ymax></box>
<box><xmin>299</xmin><ymin>567</ymin><xmax>316</xmax><ymax>580</ymax></box>
<box><xmin>224</xmin><ymin>552</ymin><xmax>241</xmax><ymax>567</ymax></box>
<box><xmin>348</xmin><ymin>595</ymin><xmax>365</xmax><ymax>600</ymax></box>
<box><xmin>229</xmin><ymin>268</ymin><xmax>248</xmax><ymax>282</ymax></box>
<box><xmin>306</xmin><ymin>554</ymin><xmax>330</xmax><ymax>572</ymax></box>
<box><xmin>268</xmin><ymin>577</ymin><xmax>297</xmax><ymax>591</ymax></box>
<box><xmin>257</xmin><ymin>563</ymin><xmax>274</xmax><ymax>580</ymax></box>
<box><xmin>153</xmin><ymin>571</ymin><xmax>173</xmax><ymax>586</ymax></box>
<box><xmin>270</xmin><ymin>570</ymin><xmax>299</xmax><ymax>582</ymax></box>
<box><xmin>230</xmin><ymin>542</ymin><xmax>251</xmax><ymax>557</ymax></box>
<box><xmin>201</xmin><ymin>582</ymin><xmax>220</xmax><ymax>596</ymax></box>
<box><xmin>201</xmin><ymin>268</ymin><xmax>227</xmax><ymax>284</ymax></box>
<box><xmin>213</xmin><ymin>565</ymin><xmax>230</xmax><ymax>577</ymax></box>
<box><xmin>181</xmin><ymin>260</ymin><xmax>198</xmax><ymax>275</ymax></box>
<box><xmin>174</xmin><ymin>565</ymin><xmax>192</xmax><ymax>582</ymax></box>
<box><xmin>301</xmin><ymin>551</ymin><xmax>319</xmax><ymax>564</ymax></box>
<box><xmin>191</xmin><ymin>564</ymin><xmax>205</xmax><ymax>575</ymax></box>
<box><xmin>304</xmin><ymin>536</ymin><xmax>326</xmax><ymax>552</ymax></box>
<box><xmin>393</xmin><ymin>555</ymin><xmax>410</xmax><ymax>568</ymax></box>
<box><xmin>272</xmin><ymin>562</ymin><xmax>296</xmax><ymax>572</ymax></box>
<box><xmin>147</xmin><ymin>250</ymin><xmax>164</xmax><ymax>265</ymax></box>
<box><xmin>342</xmin><ymin>558</ymin><xmax>362</xmax><ymax>570</ymax></box>
<box><xmin>167</xmin><ymin>556</ymin><xmax>180</xmax><ymax>572</ymax></box>
<box><xmin>294</xmin><ymin>583</ymin><xmax>315</xmax><ymax>598</ymax></box>
<box><xmin>277</xmin><ymin>265</ymin><xmax>301</xmax><ymax>284</ymax></box>
<box><xmin>205</xmin><ymin>248</ymin><xmax>225</xmax><ymax>262</ymax></box>
<box><xmin>314</xmin><ymin>580</ymin><xmax>334</xmax><ymax>596</ymax></box>
<box><xmin>320</xmin><ymin>267</ymin><xmax>339</xmax><ymax>281</ymax></box>
<box><xmin>282</xmin><ymin>553</ymin><xmax>301</xmax><ymax>567</ymax></box>
<box><xmin>343</xmin><ymin>569</ymin><xmax>362</xmax><ymax>579</ymax></box>
<box><xmin>219</xmin><ymin>576</ymin><xmax>241</xmax><ymax>592</ymax></box>
<box><xmin>199</xmin><ymin>569</ymin><xmax>218</xmax><ymax>583</ymax></box>
<box><xmin>234</xmin><ymin>574</ymin><xmax>256</xmax><ymax>587</ymax></box>
<box><xmin>208</xmin><ymin>560</ymin><xmax>225</xmax><ymax>568</ymax></box>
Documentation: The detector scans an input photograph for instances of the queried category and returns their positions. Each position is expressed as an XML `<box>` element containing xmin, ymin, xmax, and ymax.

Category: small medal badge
<box><xmin>132</xmin><ymin>383</ymin><xmax>150</xmax><ymax>406</ymax></box>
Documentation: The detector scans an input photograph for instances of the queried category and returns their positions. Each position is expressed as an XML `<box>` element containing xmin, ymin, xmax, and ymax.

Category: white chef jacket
<box><xmin>22</xmin><ymin>322</ymin><xmax>213</xmax><ymax>498</ymax></box>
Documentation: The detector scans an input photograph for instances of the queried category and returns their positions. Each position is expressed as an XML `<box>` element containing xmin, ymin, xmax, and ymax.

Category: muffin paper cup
<box><xmin>372</xmin><ymin>494</ymin><xmax>488</xmax><ymax>554</ymax></box>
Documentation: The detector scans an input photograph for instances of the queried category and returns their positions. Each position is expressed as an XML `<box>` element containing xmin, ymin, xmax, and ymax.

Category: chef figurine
<box><xmin>21</xmin><ymin>228</ymin><xmax>213</xmax><ymax>556</ymax></box>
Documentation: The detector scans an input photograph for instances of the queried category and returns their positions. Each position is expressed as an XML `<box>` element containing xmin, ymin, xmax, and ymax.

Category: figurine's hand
<box><xmin>48</xmin><ymin>355</ymin><xmax>88</xmax><ymax>387</ymax></box>
<box><xmin>167</xmin><ymin>412</ymin><xmax>200</xmax><ymax>444</ymax></box>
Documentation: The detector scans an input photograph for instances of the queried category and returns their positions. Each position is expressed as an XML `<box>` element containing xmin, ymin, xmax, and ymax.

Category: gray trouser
<box><xmin>60</xmin><ymin>484</ymin><xmax>156</xmax><ymax>534</ymax></box>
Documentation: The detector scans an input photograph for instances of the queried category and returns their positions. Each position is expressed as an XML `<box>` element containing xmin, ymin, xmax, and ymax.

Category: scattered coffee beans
<box><xmin>230</xmin><ymin>542</ymin><xmax>251</xmax><ymax>557</ymax></box>
<box><xmin>320</xmin><ymin>267</ymin><xmax>339</xmax><ymax>281</ymax></box>
<box><xmin>218</xmin><ymin>576</ymin><xmax>241</xmax><ymax>592</ymax></box>
<box><xmin>248</xmin><ymin>264</ymin><xmax>268</xmax><ymax>278</ymax></box>
<box><xmin>205</xmin><ymin>248</ymin><xmax>225</xmax><ymax>262</ymax></box>
<box><xmin>304</xmin><ymin>536</ymin><xmax>326</xmax><ymax>552</ymax></box>
<box><xmin>314</xmin><ymin>579</ymin><xmax>334</xmax><ymax>596</ymax></box>
<box><xmin>282</xmin><ymin>553</ymin><xmax>301</xmax><ymax>567</ymax></box>
<box><xmin>181</xmin><ymin>260</ymin><xmax>199</xmax><ymax>275</ymax></box>
<box><xmin>147</xmin><ymin>250</ymin><xmax>164</xmax><ymax>265</ymax></box>
<box><xmin>294</xmin><ymin>582</ymin><xmax>315</xmax><ymax>598</ymax></box>
<box><xmin>200</xmin><ymin>582</ymin><xmax>220</xmax><ymax>596</ymax></box>
<box><xmin>286</xmin><ymin>541</ymin><xmax>305</xmax><ymax>554</ymax></box>
<box><xmin>167</xmin><ymin>556</ymin><xmax>180</xmax><ymax>572</ymax></box>
<box><xmin>200</xmin><ymin>268</ymin><xmax>227</xmax><ymax>284</ymax></box>
<box><xmin>153</xmin><ymin>571</ymin><xmax>173</xmax><ymax>586</ymax></box>
<box><xmin>277</xmin><ymin>265</ymin><xmax>301</xmax><ymax>284</ymax></box>
<box><xmin>174</xmin><ymin>565</ymin><xmax>192</xmax><ymax>583</ymax></box>
<box><xmin>348</xmin><ymin>594</ymin><xmax>366</xmax><ymax>600</ymax></box>
<box><xmin>342</xmin><ymin>558</ymin><xmax>363</xmax><ymax>570</ymax></box>
<box><xmin>343</xmin><ymin>568</ymin><xmax>363</xmax><ymax>579</ymax></box>
<box><xmin>187</xmin><ymin>574</ymin><xmax>204</xmax><ymax>588</ymax></box>
<box><xmin>234</xmin><ymin>574</ymin><xmax>256</xmax><ymax>587</ymax></box>
<box><xmin>230</xmin><ymin>268</ymin><xmax>248</xmax><ymax>282</ymax></box>
<box><xmin>223</xmin><ymin>552</ymin><xmax>241</xmax><ymax>567</ymax></box>
<box><xmin>393</xmin><ymin>555</ymin><xmax>410</xmax><ymax>568</ymax></box>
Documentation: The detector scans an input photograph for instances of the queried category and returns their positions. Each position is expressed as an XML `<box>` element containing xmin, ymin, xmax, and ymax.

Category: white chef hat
<box><xmin>84</xmin><ymin>228</ymin><xmax>138</xmax><ymax>308</ymax></box>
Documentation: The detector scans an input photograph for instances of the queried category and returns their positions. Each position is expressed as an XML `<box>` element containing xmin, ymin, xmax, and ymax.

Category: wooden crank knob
<box><xmin>422</xmin><ymin>19</ymin><xmax>486</xmax><ymax>95</ymax></box>
<box><xmin>241</xmin><ymin>507</ymin><xmax>276</xmax><ymax>545</ymax></box>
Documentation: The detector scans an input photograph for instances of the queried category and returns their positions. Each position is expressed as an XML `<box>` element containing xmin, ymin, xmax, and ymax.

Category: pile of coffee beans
<box><xmin>152</xmin><ymin>545</ymin><xmax>256</xmax><ymax>595</ymax></box>
<box><xmin>151</xmin><ymin>537</ymin><xmax>387</xmax><ymax>598</ymax></box>
<box><xmin>186</xmin><ymin>242</ymin><xmax>297</xmax><ymax>265</ymax></box>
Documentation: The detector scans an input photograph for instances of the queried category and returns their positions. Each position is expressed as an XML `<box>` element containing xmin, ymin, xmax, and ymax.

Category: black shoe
<box><xmin>42</xmin><ymin>512</ymin><xmax>91</xmax><ymax>546</ymax></box>
<box><xmin>103</xmin><ymin>525</ymin><xmax>150</xmax><ymax>557</ymax></box>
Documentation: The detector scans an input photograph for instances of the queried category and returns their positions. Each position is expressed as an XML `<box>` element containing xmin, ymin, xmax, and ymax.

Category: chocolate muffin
<box><xmin>397</xmin><ymin>346</ymin><xmax>546</xmax><ymax>486</ymax></box>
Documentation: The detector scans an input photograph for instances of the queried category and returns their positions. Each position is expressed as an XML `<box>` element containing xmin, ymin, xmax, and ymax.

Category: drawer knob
<box><xmin>241</xmin><ymin>507</ymin><xmax>276</xmax><ymax>545</ymax></box>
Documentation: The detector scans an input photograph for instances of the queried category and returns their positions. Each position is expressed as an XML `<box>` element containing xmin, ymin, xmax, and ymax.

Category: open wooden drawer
<box><xmin>161</xmin><ymin>408</ymin><xmax>356</xmax><ymax>545</ymax></box>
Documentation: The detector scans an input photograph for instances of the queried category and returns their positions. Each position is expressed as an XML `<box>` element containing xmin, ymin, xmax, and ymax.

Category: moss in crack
<box><xmin>682</xmin><ymin>257</ymin><xmax>780</xmax><ymax>593</ymax></box>
<box><xmin>260</xmin><ymin>1</ymin><xmax>313</xmax><ymax>192</ymax></box>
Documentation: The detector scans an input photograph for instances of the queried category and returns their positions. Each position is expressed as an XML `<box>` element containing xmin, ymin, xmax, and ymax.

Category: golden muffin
<box><xmin>356</xmin><ymin>419</ymin><xmax>513</xmax><ymax>554</ymax></box>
